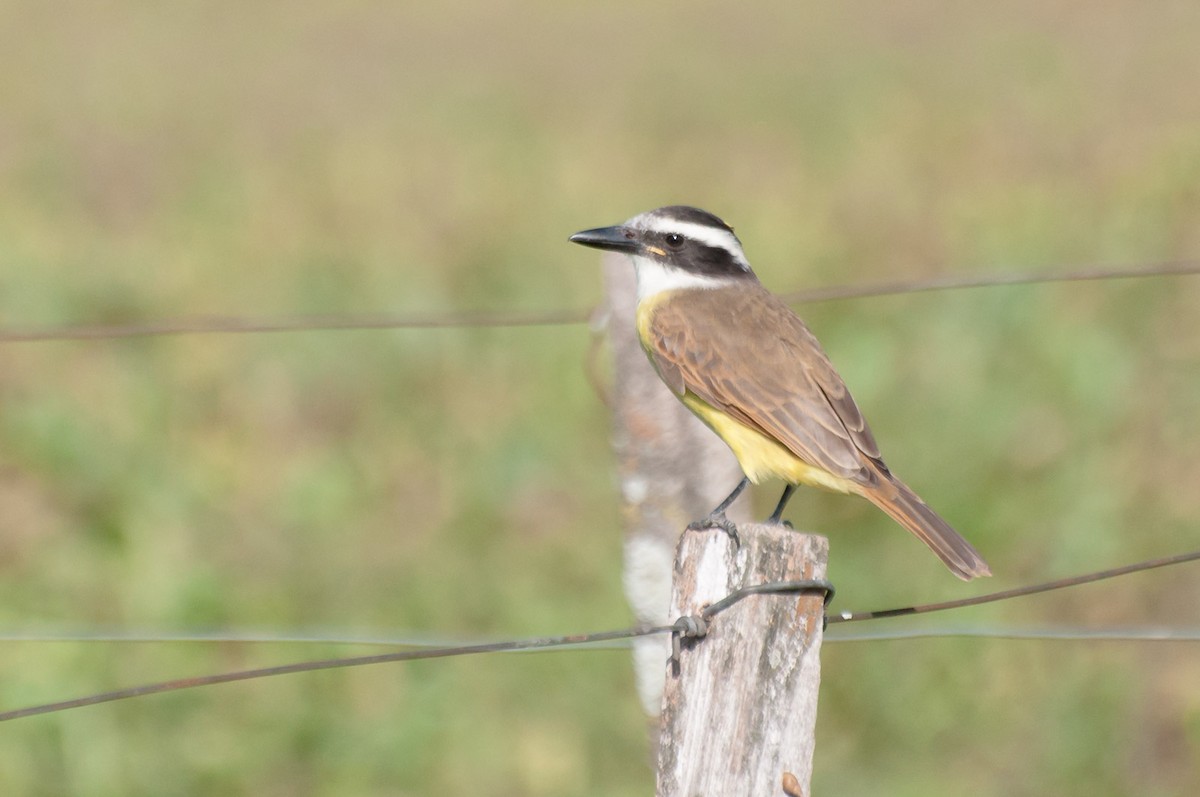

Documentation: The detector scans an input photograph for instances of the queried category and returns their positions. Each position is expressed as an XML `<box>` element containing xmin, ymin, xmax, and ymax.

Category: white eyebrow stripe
<box><xmin>636</xmin><ymin>219</ymin><xmax>748</xmax><ymax>267</ymax></box>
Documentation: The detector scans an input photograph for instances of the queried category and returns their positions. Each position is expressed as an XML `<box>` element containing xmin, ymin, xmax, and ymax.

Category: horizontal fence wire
<box><xmin>8</xmin><ymin>625</ymin><xmax>1200</xmax><ymax>647</ymax></box>
<box><xmin>1</xmin><ymin>259</ymin><xmax>1197</xmax><ymax>343</ymax></box>
<box><xmin>2</xmin><ymin>546</ymin><xmax>1196</xmax><ymax>723</ymax></box>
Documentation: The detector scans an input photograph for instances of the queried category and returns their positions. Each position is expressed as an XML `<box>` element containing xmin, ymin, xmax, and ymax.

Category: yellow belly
<box><xmin>681</xmin><ymin>392</ymin><xmax>857</xmax><ymax>493</ymax></box>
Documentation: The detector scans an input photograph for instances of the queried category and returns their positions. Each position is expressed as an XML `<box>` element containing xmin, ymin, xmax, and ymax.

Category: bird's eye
<box><xmin>664</xmin><ymin>233</ymin><xmax>685</xmax><ymax>248</ymax></box>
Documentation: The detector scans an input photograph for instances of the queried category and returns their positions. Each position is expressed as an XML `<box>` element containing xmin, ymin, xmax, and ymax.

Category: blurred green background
<box><xmin>1</xmin><ymin>1</ymin><xmax>1199</xmax><ymax>794</ymax></box>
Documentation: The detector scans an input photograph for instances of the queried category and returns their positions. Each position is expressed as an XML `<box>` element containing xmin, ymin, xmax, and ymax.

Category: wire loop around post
<box><xmin>667</xmin><ymin>578</ymin><xmax>835</xmax><ymax>672</ymax></box>
<box><xmin>702</xmin><ymin>578</ymin><xmax>836</xmax><ymax>619</ymax></box>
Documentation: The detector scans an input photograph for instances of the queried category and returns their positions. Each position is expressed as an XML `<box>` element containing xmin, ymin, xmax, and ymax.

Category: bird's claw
<box><xmin>685</xmin><ymin>513</ymin><xmax>740</xmax><ymax>547</ymax></box>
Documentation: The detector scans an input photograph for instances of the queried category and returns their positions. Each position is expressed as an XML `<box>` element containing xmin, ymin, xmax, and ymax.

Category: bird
<box><xmin>569</xmin><ymin>205</ymin><xmax>990</xmax><ymax>580</ymax></box>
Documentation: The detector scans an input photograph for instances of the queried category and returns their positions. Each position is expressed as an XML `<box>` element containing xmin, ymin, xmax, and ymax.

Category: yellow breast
<box><xmin>634</xmin><ymin>290</ymin><xmax>669</xmax><ymax>344</ymax></box>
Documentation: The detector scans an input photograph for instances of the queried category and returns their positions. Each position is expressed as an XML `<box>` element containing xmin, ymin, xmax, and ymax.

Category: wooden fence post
<box><xmin>656</xmin><ymin>524</ymin><xmax>828</xmax><ymax>797</ymax></box>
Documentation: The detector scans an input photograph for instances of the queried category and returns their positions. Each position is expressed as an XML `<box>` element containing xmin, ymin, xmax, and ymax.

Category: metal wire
<box><xmin>6</xmin><ymin>623</ymin><xmax>1200</xmax><ymax>648</ymax></box>
<box><xmin>0</xmin><ymin>624</ymin><xmax>673</xmax><ymax>722</ymax></box>
<box><xmin>2</xmin><ymin>547</ymin><xmax>1196</xmax><ymax>722</ymax></box>
<box><xmin>2</xmin><ymin>259</ymin><xmax>1196</xmax><ymax>343</ymax></box>
<box><xmin>826</xmin><ymin>549</ymin><xmax>1200</xmax><ymax>624</ymax></box>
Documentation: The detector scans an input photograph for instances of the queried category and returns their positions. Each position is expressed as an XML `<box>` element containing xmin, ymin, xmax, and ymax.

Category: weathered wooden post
<box><xmin>657</xmin><ymin>525</ymin><xmax>828</xmax><ymax>797</ymax></box>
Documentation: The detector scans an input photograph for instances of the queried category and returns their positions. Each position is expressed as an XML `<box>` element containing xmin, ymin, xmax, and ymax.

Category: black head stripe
<box><xmin>685</xmin><ymin>241</ymin><xmax>751</xmax><ymax>279</ymax></box>
<box><xmin>656</xmin><ymin>205</ymin><xmax>736</xmax><ymax>236</ymax></box>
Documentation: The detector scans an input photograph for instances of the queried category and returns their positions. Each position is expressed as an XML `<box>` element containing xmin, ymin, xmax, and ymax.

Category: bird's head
<box><xmin>570</xmin><ymin>206</ymin><xmax>757</xmax><ymax>300</ymax></box>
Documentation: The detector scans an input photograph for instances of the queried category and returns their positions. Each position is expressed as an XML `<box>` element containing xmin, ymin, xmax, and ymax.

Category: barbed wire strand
<box><xmin>0</xmin><ymin>624</ymin><xmax>674</xmax><ymax>723</ymax></box>
<box><xmin>9</xmin><ymin>624</ymin><xmax>1200</xmax><ymax>647</ymax></box>
<box><xmin>778</xmin><ymin>258</ymin><xmax>1200</xmax><ymax>304</ymax></box>
<box><xmin>824</xmin><ymin>626</ymin><xmax>1200</xmax><ymax>642</ymax></box>
<box><xmin>2</xmin><ymin>259</ymin><xmax>1197</xmax><ymax>344</ymax></box>
<box><xmin>826</xmin><ymin>548</ymin><xmax>1200</xmax><ymax>624</ymax></box>
<box><xmin>2</xmin><ymin>546</ymin><xmax>1196</xmax><ymax>723</ymax></box>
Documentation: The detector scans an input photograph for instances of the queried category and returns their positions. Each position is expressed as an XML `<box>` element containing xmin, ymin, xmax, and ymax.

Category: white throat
<box><xmin>631</xmin><ymin>255</ymin><xmax>734</xmax><ymax>303</ymax></box>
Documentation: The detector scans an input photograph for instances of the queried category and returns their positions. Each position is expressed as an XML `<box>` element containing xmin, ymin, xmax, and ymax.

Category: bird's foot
<box><xmin>765</xmin><ymin>508</ymin><xmax>795</xmax><ymax>529</ymax></box>
<box><xmin>686</xmin><ymin>512</ymin><xmax>740</xmax><ymax>547</ymax></box>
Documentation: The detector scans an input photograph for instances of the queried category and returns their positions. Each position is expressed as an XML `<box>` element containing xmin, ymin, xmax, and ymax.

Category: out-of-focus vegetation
<box><xmin>0</xmin><ymin>2</ymin><xmax>1198</xmax><ymax>794</ymax></box>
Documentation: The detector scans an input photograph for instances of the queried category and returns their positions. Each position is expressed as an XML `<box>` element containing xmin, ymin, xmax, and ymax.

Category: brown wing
<box><xmin>647</xmin><ymin>283</ymin><xmax>883</xmax><ymax>484</ymax></box>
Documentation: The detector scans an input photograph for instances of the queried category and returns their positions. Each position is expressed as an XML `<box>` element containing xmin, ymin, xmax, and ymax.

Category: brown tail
<box><xmin>861</xmin><ymin>472</ymin><xmax>991</xmax><ymax>580</ymax></box>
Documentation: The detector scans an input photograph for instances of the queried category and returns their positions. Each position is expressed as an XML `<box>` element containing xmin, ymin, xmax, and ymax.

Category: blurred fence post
<box><xmin>656</xmin><ymin>524</ymin><xmax>828</xmax><ymax>797</ymax></box>
<box><xmin>600</xmin><ymin>252</ymin><xmax>748</xmax><ymax>717</ymax></box>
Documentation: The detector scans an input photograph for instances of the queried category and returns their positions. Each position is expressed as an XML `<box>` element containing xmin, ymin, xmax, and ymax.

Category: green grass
<box><xmin>0</xmin><ymin>1</ymin><xmax>1199</xmax><ymax>794</ymax></box>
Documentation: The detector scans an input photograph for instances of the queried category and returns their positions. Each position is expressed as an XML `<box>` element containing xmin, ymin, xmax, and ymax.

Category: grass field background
<box><xmin>1</xmin><ymin>2</ymin><xmax>1199</xmax><ymax>794</ymax></box>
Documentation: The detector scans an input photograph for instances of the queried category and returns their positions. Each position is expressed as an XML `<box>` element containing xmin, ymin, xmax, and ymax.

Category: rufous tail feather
<box><xmin>862</xmin><ymin>475</ymin><xmax>991</xmax><ymax>580</ymax></box>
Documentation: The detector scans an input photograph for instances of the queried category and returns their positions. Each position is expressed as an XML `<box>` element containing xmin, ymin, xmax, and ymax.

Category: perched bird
<box><xmin>570</xmin><ymin>205</ymin><xmax>989</xmax><ymax>580</ymax></box>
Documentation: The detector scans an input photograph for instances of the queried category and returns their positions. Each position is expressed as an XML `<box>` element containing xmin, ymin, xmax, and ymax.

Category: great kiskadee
<box><xmin>570</xmin><ymin>205</ymin><xmax>990</xmax><ymax>580</ymax></box>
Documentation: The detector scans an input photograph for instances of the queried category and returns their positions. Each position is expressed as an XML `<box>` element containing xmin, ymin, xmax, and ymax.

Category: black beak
<box><xmin>568</xmin><ymin>225</ymin><xmax>640</xmax><ymax>253</ymax></box>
